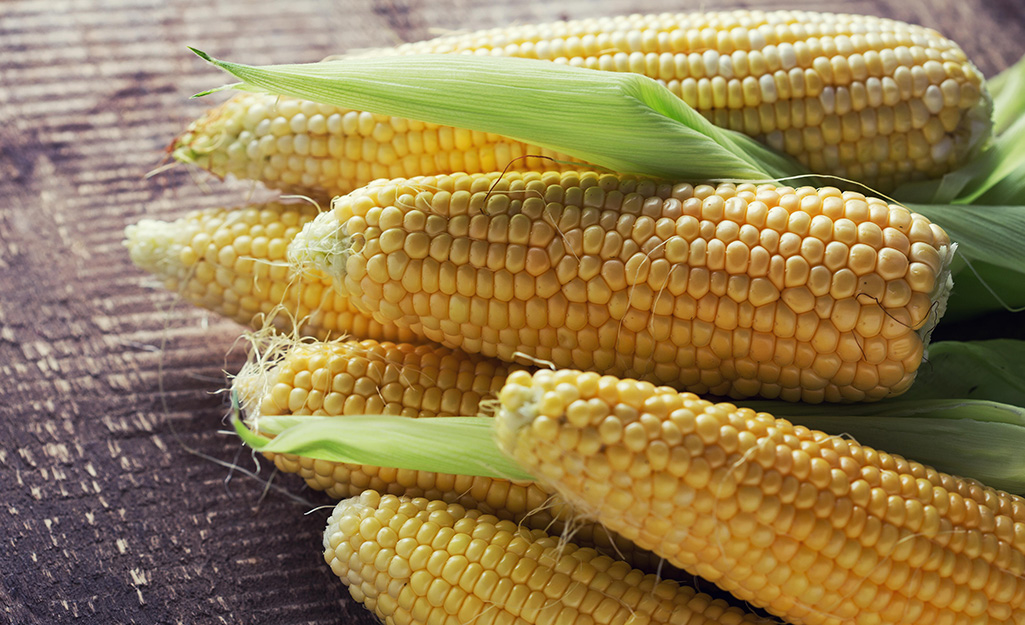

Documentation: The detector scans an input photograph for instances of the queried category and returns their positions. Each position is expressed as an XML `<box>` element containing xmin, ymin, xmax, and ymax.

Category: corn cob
<box><xmin>289</xmin><ymin>170</ymin><xmax>954</xmax><ymax>403</ymax></box>
<box><xmin>124</xmin><ymin>201</ymin><xmax>416</xmax><ymax>342</ymax></box>
<box><xmin>235</xmin><ymin>338</ymin><xmax>520</xmax><ymax>499</ymax></box>
<box><xmin>173</xmin><ymin>10</ymin><xmax>991</xmax><ymax>196</ymax></box>
<box><xmin>324</xmin><ymin>490</ymin><xmax>777</xmax><ymax>625</ymax></box>
<box><xmin>495</xmin><ymin>368</ymin><xmax>1025</xmax><ymax>625</ymax></box>
<box><xmin>235</xmin><ymin>337</ymin><xmax>677</xmax><ymax>575</ymax></box>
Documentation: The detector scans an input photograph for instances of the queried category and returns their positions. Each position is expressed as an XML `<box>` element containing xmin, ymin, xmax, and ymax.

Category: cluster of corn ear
<box><xmin>324</xmin><ymin>490</ymin><xmax>777</xmax><ymax>625</ymax></box>
<box><xmin>289</xmin><ymin>170</ymin><xmax>954</xmax><ymax>403</ymax></box>
<box><xmin>173</xmin><ymin>9</ymin><xmax>991</xmax><ymax>196</ymax></box>
<box><xmin>127</xmin><ymin>9</ymin><xmax>1008</xmax><ymax>624</ymax></box>
<box><xmin>233</xmin><ymin>337</ymin><xmax>684</xmax><ymax>575</ymax></box>
<box><xmin>496</xmin><ymin>368</ymin><xmax>1025</xmax><ymax>625</ymax></box>
<box><xmin>124</xmin><ymin>201</ymin><xmax>416</xmax><ymax>342</ymax></box>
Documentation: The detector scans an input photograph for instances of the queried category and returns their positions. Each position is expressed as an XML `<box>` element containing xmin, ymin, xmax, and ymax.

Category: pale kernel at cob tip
<box><xmin>289</xmin><ymin>170</ymin><xmax>954</xmax><ymax>403</ymax></box>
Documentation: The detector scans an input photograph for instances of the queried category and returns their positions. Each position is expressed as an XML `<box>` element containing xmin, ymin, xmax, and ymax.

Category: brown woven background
<box><xmin>1</xmin><ymin>1</ymin><xmax>1022</xmax><ymax>623</ymax></box>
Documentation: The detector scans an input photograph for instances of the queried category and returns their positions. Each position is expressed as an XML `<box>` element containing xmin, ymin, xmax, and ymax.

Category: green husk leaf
<box><xmin>902</xmin><ymin>340</ymin><xmax>1025</xmax><ymax>405</ymax></box>
<box><xmin>233</xmin><ymin>412</ymin><xmax>535</xmax><ymax>481</ymax></box>
<box><xmin>734</xmin><ymin>339</ymin><xmax>1025</xmax><ymax>492</ymax></box>
<box><xmin>955</xmin><ymin>116</ymin><xmax>1025</xmax><ymax>205</ymax></box>
<box><xmin>232</xmin><ymin>397</ymin><xmax>1025</xmax><ymax>495</ymax></box>
<box><xmin>190</xmin><ymin>49</ymin><xmax>805</xmax><ymax>183</ymax></box>
<box><xmin>736</xmin><ymin>340</ymin><xmax>1025</xmax><ymax>415</ymax></box>
<box><xmin>230</xmin><ymin>336</ymin><xmax>1025</xmax><ymax>495</ymax></box>
<box><xmin>940</xmin><ymin>262</ymin><xmax>1025</xmax><ymax>321</ymax></box>
<box><xmin>987</xmin><ymin>53</ymin><xmax>1025</xmax><ymax>136</ymax></box>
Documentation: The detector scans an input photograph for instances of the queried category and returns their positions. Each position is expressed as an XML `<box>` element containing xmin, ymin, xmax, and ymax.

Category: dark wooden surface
<box><xmin>1</xmin><ymin>1</ymin><xmax>1022</xmax><ymax>623</ymax></box>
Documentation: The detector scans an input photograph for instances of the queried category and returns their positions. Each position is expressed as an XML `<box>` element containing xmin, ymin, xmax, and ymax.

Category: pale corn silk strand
<box><xmin>132</xmin><ymin>234</ymin><xmax>322</xmax><ymax>509</ymax></box>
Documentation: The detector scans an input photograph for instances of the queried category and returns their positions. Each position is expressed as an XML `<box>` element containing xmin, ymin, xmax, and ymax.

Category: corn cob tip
<box><xmin>169</xmin><ymin>98</ymin><xmax>235</xmax><ymax>171</ymax></box>
<box><xmin>229</xmin><ymin>329</ymin><xmax>309</xmax><ymax>429</ymax></box>
<box><xmin>124</xmin><ymin>218</ymin><xmax>186</xmax><ymax>281</ymax></box>
<box><xmin>286</xmin><ymin>211</ymin><xmax>352</xmax><ymax>283</ymax></box>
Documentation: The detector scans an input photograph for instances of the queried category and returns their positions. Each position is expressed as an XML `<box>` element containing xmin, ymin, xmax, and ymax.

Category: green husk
<box><xmin>190</xmin><ymin>49</ymin><xmax>804</xmax><ymax>183</ymax></box>
<box><xmin>905</xmin><ymin>340</ymin><xmax>1025</xmax><ymax>404</ymax></box>
<box><xmin>938</xmin><ymin>263</ymin><xmax>1025</xmax><ymax>321</ymax></box>
<box><xmin>733</xmin><ymin>340</ymin><xmax>1025</xmax><ymax>492</ymax></box>
<box><xmin>233</xmin><ymin>409</ymin><xmax>534</xmax><ymax>481</ymax></box>
<box><xmin>233</xmin><ymin>392</ymin><xmax>1025</xmax><ymax>495</ymax></box>
<box><xmin>778</xmin><ymin>403</ymin><xmax>1025</xmax><ymax>494</ymax></box>
<box><xmin>986</xmin><ymin>53</ymin><xmax>1025</xmax><ymax>138</ymax></box>
<box><xmin>907</xmin><ymin>203</ymin><xmax>1025</xmax><ymax>274</ymax></box>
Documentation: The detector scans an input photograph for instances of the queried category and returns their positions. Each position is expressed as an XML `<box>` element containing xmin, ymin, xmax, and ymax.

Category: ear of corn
<box><xmin>289</xmin><ymin>170</ymin><xmax>954</xmax><ymax>403</ymax></box>
<box><xmin>495</xmin><ymin>368</ymin><xmax>1025</xmax><ymax>625</ymax></box>
<box><xmin>324</xmin><ymin>490</ymin><xmax>777</xmax><ymax>625</ymax></box>
<box><xmin>178</xmin><ymin>9</ymin><xmax>991</xmax><ymax>196</ymax></box>
<box><xmin>234</xmin><ymin>337</ymin><xmax>681</xmax><ymax>575</ymax></box>
<box><xmin>234</xmin><ymin>338</ymin><xmax>520</xmax><ymax>499</ymax></box>
<box><xmin>173</xmin><ymin>94</ymin><xmax>574</xmax><ymax>197</ymax></box>
<box><xmin>123</xmin><ymin>201</ymin><xmax>416</xmax><ymax>342</ymax></box>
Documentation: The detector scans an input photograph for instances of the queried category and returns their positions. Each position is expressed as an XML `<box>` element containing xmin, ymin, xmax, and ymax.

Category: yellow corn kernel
<box><xmin>496</xmin><ymin>368</ymin><xmax>1025</xmax><ymax>625</ymax></box>
<box><xmin>291</xmin><ymin>171</ymin><xmax>954</xmax><ymax>402</ymax></box>
<box><xmin>173</xmin><ymin>10</ymin><xmax>990</xmax><ymax>196</ymax></box>
<box><xmin>324</xmin><ymin>491</ymin><xmax>777</xmax><ymax>625</ymax></box>
<box><xmin>123</xmin><ymin>202</ymin><xmax>416</xmax><ymax>342</ymax></box>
